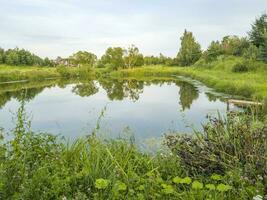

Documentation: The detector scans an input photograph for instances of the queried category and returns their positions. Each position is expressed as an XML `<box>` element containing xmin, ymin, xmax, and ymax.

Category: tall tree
<box><xmin>249</xmin><ymin>13</ymin><xmax>267</xmax><ymax>47</ymax></box>
<box><xmin>221</xmin><ymin>36</ymin><xmax>250</xmax><ymax>56</ymax></box>
<box><xmin>100</xmin><ymin>47</ymin><xmax>125</xmax><ymax>70</ymax></box>
<box><xmin>205</xmin><ymin>41</ymin><xmax>224</xmax><ymax>61</ymax></box>
<box><xmin>260</xmin><ymin>40</ymin><xmax>267</xmax><ymax>62</ymax></box>
<box><xmin>0</xmin><ymin>48</ymin><xmax>4</xmax><ymax>64</ymax></box>
<box><xmin>124</xmin><ymin>45</ymin><xmax>144</xmax><ymax>68</ymax></box>
<box><xmin>70</xmin><ymin>51</ymin><xmax>97</xmax><ymax>67</ymax></box>
<box><xmin>177</xmin><ymin>30</ymin><xmax>202</xmax><ymax>66</ymax></box>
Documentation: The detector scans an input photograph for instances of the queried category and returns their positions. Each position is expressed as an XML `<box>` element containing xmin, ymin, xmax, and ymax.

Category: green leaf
<box><xmin>156</xmin><ymin>177</ymin><xmax>164</xmax><ymax>183</ymax></box>
<box><xmin>211</xmin><ymin>174</ymin><xmax>222</xmax><ymax>181</ymax></box>
<box><xmin>192</xmin><ymin>181</ymin><xmax>203</xmax><ymax>190</ymax></box>
<box><xmin>161</xmin><ymin>183</ymin><xmax>174</xmax><ymax>194</ymax></box>
<box><xmin>172</xmin><ymin>177</ymin><xmax>182</xmax><ymax>184</ymax></box>
<box><xmin>137</xmin><ymin>185</ymin><xmax>145</xmax><ymax>191</ymax></box>
<box><xmin>205</xmin><ymin>184</ymin><xmax>216</xmax><ymax>190</ymax></box>
<box><xmin>216</xmin><ymin>184</ymin><xmax>232</xmax><ymax>192</ymax></box>
<box><xmin>180</xmin><ymin>177</ymin><xmax>192</xmax><ymax>184</ymax></box>
<box><xmin>114</xmin><ymin>181</ymin><xmax>127</xmax><ymax>191</ymax></box>
<box><xmin>95</xmin><ymin>178</ymin><xmax>110</xmax><ymax>189</ymax></box>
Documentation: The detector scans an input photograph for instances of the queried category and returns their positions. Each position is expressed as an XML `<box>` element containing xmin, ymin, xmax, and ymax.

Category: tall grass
<box><xmin>0</xmin><ymin>65</ymin><xmax>59</xmax><ymax>82</ymax></box>
<box><xmin>0</xmin><ymin>105</ymin><xmax>266</xmax><ymax>199</ymax></box>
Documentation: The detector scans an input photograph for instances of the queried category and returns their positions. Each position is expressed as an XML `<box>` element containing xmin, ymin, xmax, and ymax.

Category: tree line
<box><xmin>0</xmin><ymin>48</ymin><xmax>54</xmax><ymax>66</ymax></box>
<box><xmin>1</xmin><ymin>13</ymin><xmax>266</xmax><ymax>68</ymax></box>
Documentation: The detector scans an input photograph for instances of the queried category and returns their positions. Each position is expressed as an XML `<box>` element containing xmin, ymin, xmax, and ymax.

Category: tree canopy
<box><xmin>69</xmin><ymin>51</ymin><xmax>97</xmax><ymax>67</ymax></box>
<box><xmin>99</xmin><ymin>47</ymin><xmax>125</xmax><ymax>70</ymax></box>
<box><xmin>124</xmin><ymin>45</ymin><xmax>144</xmax><ymax>68</ymax></box>
<box><xmin>0</xmin><ymin>47</ymin><xmax>53</xmax><ymax>66</ymax></box>
<box><xmin>249</xmin><ymin>13</ymin><xmax>267</xmax><ymax>48</ymax></box>
<box><xmin>177</xmin><ymin>30</ymin><xmax>202</xmax><ymax>66</ymax></box>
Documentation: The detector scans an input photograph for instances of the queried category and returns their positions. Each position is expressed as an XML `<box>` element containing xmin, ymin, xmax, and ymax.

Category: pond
<box><xmin>0</xmin><ymin>77</ymin><xmax>239</xmax><ymax>143</ymax></box>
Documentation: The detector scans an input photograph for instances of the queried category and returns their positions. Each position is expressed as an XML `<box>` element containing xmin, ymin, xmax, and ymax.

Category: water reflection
<box><xmin>0</xmin><ymin>78</ymin><xmax>234</xmax><ymax>141</ymax></box>
<box><xmin>72</xmin><ymin>82</ymin><xmax>99</xmax><ymax>97</ymax></box>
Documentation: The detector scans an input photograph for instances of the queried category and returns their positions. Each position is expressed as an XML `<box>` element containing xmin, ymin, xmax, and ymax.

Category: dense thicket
<box><xmin>203</xmin><ymin>13</ymin><xmax>267</xmax><ymax>63</ymax></box>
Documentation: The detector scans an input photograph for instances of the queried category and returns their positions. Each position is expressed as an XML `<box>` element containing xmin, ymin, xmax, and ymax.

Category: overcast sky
<box><xmin>0</xmin><ymin>0</ymin><xmax>266</xmax><ymax>58</ymax></box>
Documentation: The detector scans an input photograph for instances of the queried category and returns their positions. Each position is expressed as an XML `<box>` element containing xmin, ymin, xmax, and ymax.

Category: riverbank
<box><xmin>0</xmin><ymin>65</ymin><xmax>59</xmax><ymax>82</ymax></box>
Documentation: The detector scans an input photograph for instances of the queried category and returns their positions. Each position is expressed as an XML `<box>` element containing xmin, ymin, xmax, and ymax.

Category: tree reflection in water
<box><xmin>175</xmin><ymin>81</ymin><xmax>199</xmax><ymax>111</ymax></box>
<box><xmin>0</xmin><ymin>78</ymin><xmax>202</xmax><ymax>111</ymax></box>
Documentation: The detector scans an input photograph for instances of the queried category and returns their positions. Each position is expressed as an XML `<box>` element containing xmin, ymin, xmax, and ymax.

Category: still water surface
<box><xmin>0</xmin><ymin>78</ymin><xmax>238</xmax><ymax>142</ymax></box>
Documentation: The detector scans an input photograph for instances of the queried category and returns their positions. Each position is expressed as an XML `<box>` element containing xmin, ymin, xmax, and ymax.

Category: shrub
<box><xmin>165</xmin><ymin>112</ymin><xmax>267</xmax><ymax>179</ymax></box>
<box><xmin>232</xmin><ymin>63</ymin><xmax>249</xmax><ymax>72</ymax></box>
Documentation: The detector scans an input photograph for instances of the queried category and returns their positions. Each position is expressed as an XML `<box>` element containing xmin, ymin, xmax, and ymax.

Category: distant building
<box><xmin>54</xmin><ymin>57</ymin><xmax>75</xmax><ymax>67</ymax></box>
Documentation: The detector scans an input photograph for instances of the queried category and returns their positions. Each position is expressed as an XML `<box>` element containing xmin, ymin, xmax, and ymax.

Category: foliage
<box><xmin>144</xmin><ymin>54</ymin><xmax>178</xmax><ymax>66</ymax></box>
<box><xmin>0</xmin><ymin>47</ymin><xmax>53</xmax><ymax>66</ymax></box>
<box><xmin>99</xmin><ymin>47</ymin><xmax>125</xmax><ymax>70</ymax></box>
<box><xmin>243</xmin><ymin>44</ymin><xmax>261</xmax><ymax>61</ymax></box>
<box><xmin>259</xmin><ymin>41</ymin><xmax>267</xmax><ymax>62</ymax></box>
<box><xmin>232</xmin><ymin>62</ymin><xmax>249</xmax><ymax>73</ymax></box>
<box><xmin>177</xmin><ymin>30</ymin><xmax>202</xmax><ymax>66</ymax></box>
<box><xmin>0</xmin><ymin>48</ymin><xmax>4</xmax><ymax>64</ymax></box>
<box><xmin>205</xmin><ymin>41</ymin><xmax>224</xmax><ymax>62</ymax></box>
<box><xmin>221</xmin><ymin>36</ymin><xmax>250</xmax><ymax>56</ymax></box>
<box><xmin>69</xmin><ymin>51</ymin><xmax>97</xmax><ymax>67</ymax></box>
<box><xmin>249</xmin><ymin>13</ymin><xmax>267</xmax><ymax>48</ymax></box>
<box><xmin>165</xmin><ymin>112</ymin><xmax>267</xmax><ymax>179</ymax></box>
<box><xmin>124</xmin><ymin>45</ymin><xmax>144</xmax><ymax>68</ymax></box>
<box><xmin>0</xmin><ymin>106</ymin><xmax>265</xmax><ymax>199</ymax></box>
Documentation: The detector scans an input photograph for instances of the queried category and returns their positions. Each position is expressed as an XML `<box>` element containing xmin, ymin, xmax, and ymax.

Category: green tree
<box><xmin>205</xmin><ymin>41</ymin><xmax>224</xmax><ymax>61</ymax></box>
<box><xmin>100</xmin><ymin>47</ymin><xmax>125</xmax><ymax>70</ymax></box>
<box><xmin>249</xmin><ymin>13</ymin><xmax>267</xmax><ymax>47</ymax></box>
<box><xmin>5</xmin><ymin>48</ymin><xmax>20</xmax><ymax>65</ymax></box>
<box><xmin>243</xmin><ymin>44</ymin><xmax>260</xmax><ymax>61</ymax></box>
<box><xmin>70</xmin><ymin>51</ymin><xmax>97</xmax><ymax>67</ymax></box>
<box><xmin>0</xmin><ymin>48</ymin><xmax>4</xmax><ymax>64</ymax></box>
<box><xmin>124</xmin><ymin>45</ymin><xmax>144</xmax><ymax>68</ymax></box>
<box><xmin>42</xmin><ymin>57</ymin><xmax>53</xmax><ymax>67</ymax></box>
<box><xmin>177</xmin><ymin>30</ymin><xmax>202</xmax><ymax>66</ymax></box>
<box><xmin>221</xmin><ymin>36</ymin><xmax>250</xmax><ymax>56</ymax></box>
<box><xmin>260</xmin><ymin>41</ymin><xmax>267</xmax><ymax>62</ymax></box>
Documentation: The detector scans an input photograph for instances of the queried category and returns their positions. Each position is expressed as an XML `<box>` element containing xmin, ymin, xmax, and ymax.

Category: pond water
<box><xmin>0</xmin><ymin>77</ymin><xmax>239</xmax><ymax>142</ymax></box>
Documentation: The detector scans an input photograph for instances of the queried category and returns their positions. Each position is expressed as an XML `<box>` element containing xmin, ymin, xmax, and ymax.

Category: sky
<box><xmin>0</xmin><ymin>0</ymin><xmax>266</xmax><ymax>59</ymax></box>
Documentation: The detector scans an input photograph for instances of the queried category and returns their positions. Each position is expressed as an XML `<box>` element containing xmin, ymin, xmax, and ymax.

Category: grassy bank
<box><xmin>0</xmin><ymin>105</ymin><xmax>266</xmax><ymax>199</ymax></box>
<box><xmin>0</xmin><ymin>65</ymin><xmax>107</xmax><ymax>82</ymax></box>
<box><xmin>0</xmin><ymin>65</ymin><xmax>59</xmax><ymax>82</ymax></box>
<box><xmin>111</xmin><ymin>57</ymin><xmax>267</xmax><ymax>101</ymax></box>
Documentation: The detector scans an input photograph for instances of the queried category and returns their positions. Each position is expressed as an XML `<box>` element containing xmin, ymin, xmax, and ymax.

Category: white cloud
<box><xmin>0</xmin><ymin>0</ymin><xmax>266</xmax><ymax>58</ymax></box>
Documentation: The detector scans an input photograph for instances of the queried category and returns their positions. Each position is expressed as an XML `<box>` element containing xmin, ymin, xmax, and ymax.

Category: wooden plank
<box><xmin>228</xmin><ymin>99</ymin><xmax>263</xmax><ymax>106</ymax></box>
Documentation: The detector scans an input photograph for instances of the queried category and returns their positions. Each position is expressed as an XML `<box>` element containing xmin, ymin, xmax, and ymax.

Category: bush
<box><xmin>232</xmin><ymin>63</ymin><xmax>249</xmax><ymax>72</ymax></box>
<box><xmin>165</xmin><ymin>112</ymin><xmax>267</xmax><ymax>179</ymax></box>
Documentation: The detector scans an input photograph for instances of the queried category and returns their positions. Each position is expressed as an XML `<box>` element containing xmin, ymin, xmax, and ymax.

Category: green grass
<box><xmin>0</xmin><ymin>65</ymin><xmax>59</xmax><ymax>82</ymax></box>
<box><xmin>0</xmin><ymin>104</ymin><xmax>266</xmax><ymax>199</ymax></box>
